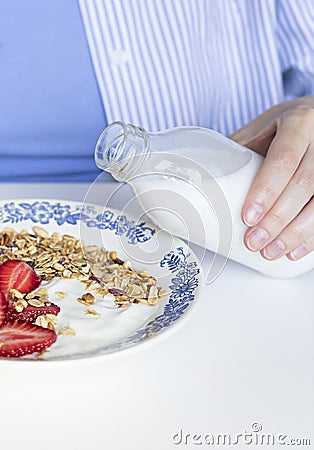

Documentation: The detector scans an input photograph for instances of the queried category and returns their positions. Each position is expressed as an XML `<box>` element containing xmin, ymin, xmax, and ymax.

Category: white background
<box><xmin>1</xmin><ymin>183</ymin><xmax>313</xmax><ymax>450</ymax></box>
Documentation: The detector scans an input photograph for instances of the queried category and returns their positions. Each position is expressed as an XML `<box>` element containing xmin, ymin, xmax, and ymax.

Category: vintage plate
<box><xmin>0</xmin><ymin>199</ymin><xmax>202</xmax><ymax>362</ymax></box>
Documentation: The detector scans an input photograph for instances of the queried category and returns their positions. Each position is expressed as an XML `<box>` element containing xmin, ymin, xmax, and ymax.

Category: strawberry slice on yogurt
<box><xmin>0</xmin><ymin>321</ymin><xmax>57</xmax><ymax>358</ymax></box>
<box><xmin>0</xmin><ymin>260</ymin><xmax>57</xmax><ymax>357</ymax></box>
<box><xmin>0</xmin><ymin>260</ymin><xmax>41</xmax><ymax>299</ymax></box>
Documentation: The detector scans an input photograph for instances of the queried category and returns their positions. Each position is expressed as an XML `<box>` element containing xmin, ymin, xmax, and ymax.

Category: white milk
<box><xmin>95</xmin><ymin>123</ymin><xmax>314</xmax><ymax>278</ymax></box>
<box><xmin>130</xmin><ymin>148</ymin><xmax>314</xmax><ymax>278</ymax></box>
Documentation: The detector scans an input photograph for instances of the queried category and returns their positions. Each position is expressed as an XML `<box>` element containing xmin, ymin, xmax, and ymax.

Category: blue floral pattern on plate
<box><xmin>0</xmin><ymin>200</ymin><xmax>201</xmax><ymax>360</ymax></box>
<box><xmin>0</xmin><ymin>201</ymin><xmax>155</xmax><ymax>245</ymax></box>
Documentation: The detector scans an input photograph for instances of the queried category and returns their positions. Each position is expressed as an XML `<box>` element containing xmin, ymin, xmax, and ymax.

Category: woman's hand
<box><xmin>230</xmin><ymin>96</ymin><xmax>314</xmax><ymax>261</ymax></box>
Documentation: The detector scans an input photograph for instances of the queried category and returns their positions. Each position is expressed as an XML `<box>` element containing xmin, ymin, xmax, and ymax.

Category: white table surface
<box><xmin>1</xmin><ymin>183</ymin><xmax>313</xmax><ymax>450</ymax></box>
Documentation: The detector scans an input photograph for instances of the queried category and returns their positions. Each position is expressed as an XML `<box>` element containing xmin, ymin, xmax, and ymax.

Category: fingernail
<box><xmin>263</xmin><ymin>239</ymin><xmax>286</xmax><ymax>259</ymax></box>
<box><xmin>244</xmin><ymin>203</ymin><xmax>263</xmax><ymax>226</ymax></box>
<box><xmin>289</xmin><ymin>243</ymin><xmax>308</xmax><ymax>260</ymax></box>
<box><xmin>246</xmin><ymin>228</ymin><xmax>269</xmax><ymax>251</ymax></box>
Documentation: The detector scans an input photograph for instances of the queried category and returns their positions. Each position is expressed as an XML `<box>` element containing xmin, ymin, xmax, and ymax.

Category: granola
<box><xmin>0</xmin><ymin>226</ymin><xmax>166</xmax><ymax>309</ymax></box>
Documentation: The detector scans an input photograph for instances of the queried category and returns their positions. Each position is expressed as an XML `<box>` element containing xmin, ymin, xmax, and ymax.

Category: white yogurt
<box><xmin>36</xmin><ymin>279</ymin><xmax>158</xmax><ymax>359</ymax></box>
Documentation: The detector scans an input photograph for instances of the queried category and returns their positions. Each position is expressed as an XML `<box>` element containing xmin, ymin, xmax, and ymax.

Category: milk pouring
<box><xmin>95</xmin><ymin>122</ymin><xmax>314</xmax><ymax>278</ymax></box>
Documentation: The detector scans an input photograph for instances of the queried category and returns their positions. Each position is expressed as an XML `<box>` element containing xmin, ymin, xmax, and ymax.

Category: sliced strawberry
<box><xmin>0</xmin><ymin>320</ymin><xmax>57</xmax><ymax>358</ymax></box>
<box><xmin>0</xmin><ymin>292</ymin><xmax>7</xmax><ymax>327</ymax></box>
<box><xmin>0</xmin><ymin>260</ymin><xmax>41</xmax><ymax>298</ymax></box>
<box><xmin>6</xmin><ymin>302</ymin><xmax>60</xmax><ymax>323</ymax></box>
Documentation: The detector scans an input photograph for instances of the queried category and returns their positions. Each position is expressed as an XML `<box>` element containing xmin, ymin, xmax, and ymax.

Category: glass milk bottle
<box><xmin>95</xmin><ymin>121</ymin><xmax>314</xmax><ymax>278</ymax></box>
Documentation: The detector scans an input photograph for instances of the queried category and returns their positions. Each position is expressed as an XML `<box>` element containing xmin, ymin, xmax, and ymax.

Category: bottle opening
<box><xmin>95</xmin><ymin>121</ymin><xmax>149</xmax><ymax>181</ymax></box>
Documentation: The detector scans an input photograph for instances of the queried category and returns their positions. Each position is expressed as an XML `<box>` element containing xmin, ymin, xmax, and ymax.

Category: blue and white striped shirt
<box><xmin>79</xmin><ymin>0</ymin><xmax>314</xmax><ymax>135</ymax></box>
<box><xmin>0</xmin><ymin>0</ymin><xmax>313</xmax><ymax>181</ymax></box>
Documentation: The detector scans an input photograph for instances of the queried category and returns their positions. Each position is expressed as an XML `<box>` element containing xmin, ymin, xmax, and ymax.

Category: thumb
<box><xmin>229</xmin><ymin>97</ymin><xmax>309</xmax><ymax>153</ymax></box>
<box><xmin>229</xmin><ymin>120</ymin><xmax>277</xmax><ymax>156</ymax></box>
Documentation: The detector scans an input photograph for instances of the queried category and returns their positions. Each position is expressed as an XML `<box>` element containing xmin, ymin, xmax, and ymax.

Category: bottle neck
<box><xmin>95</xmin><ymin>121</ymin><xmax>150</xmax><ymax>181</ymax></box>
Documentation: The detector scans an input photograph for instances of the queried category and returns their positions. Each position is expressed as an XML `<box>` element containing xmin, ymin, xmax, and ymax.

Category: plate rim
<box><xmin>0</xmin><ymin>198</ymin><xmax>203</xmax><ymax>363</ymax></box>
